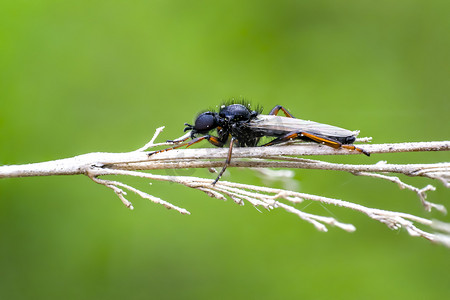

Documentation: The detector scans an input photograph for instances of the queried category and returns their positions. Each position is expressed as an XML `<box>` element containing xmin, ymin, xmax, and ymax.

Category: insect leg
<box><xmin>148</xmin><ymin>135</ymin><xmax>224</xmax><ymax>156</ymax></box>
<box><xmin>293</xmin><ymin>132</ymin><xmax>369</xmax><ymax>156</ymax></box>
<box><xmin>166</xmin><ymin>136</ymin><xmax>190</xmax><ymax>144</ymax></box>
<box><xmin>261</xmin><ymin>131</ymin><xmax>370</xmax><ymax>156</ymax></box>
<box><xmin>341</xmin><ymin>144</ymin><xmax>370</xmax><ymax>156</ymax></box>
<box><xmin>212</xmin><ymin>137</ymin><xmax>237</xmax><ymax>185</ymax></box>
<box><xmin>260</xmin><ymin>131</ymin><xmax>303</xmax><ymax>147</ymax></box>
<box><xmin>268</xmin><ymin>105</ymin><xmax>295</xmax><ymax>118</ymax></box>
<box><xmin>300</xmin><ymin>133</ymin><xmax>369</xmax><ymax>156</ymax></box>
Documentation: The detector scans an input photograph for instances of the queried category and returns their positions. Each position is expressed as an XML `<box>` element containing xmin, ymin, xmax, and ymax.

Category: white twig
<box><xmin>86</xmin><ymin>167</ymin><xmax>444</xmax><ymax>244</ymax></box>
<box><xmin>1</xmin><ymin>127</ymin><xmax>449</xmax><ymax>247</ymax></box>
<box><xmin>134</xmin><ymin>126</ymin><xmax>168</xmax><ymax>152</ymax></box>
<box><xmin>353</xmin><ymin>172</ymin><xmax>444</xmax><ymax>213</ymax></box>
<box><xmin>88</xmin><ymin>174</ymin><xmax>190</xmax><ymax>214</ymax></box>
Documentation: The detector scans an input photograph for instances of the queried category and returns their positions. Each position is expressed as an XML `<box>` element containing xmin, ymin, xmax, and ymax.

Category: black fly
<box><xmin>149</xmin><ymin>103</ymin><xmax>369</xmax><ymax>184</ymax></box>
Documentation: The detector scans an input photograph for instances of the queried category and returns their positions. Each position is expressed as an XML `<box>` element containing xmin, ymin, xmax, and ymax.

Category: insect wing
<box><xmin>250</xmin><ymin>115</ymin><xmax>357</xmax><ymax>138</ymax></box>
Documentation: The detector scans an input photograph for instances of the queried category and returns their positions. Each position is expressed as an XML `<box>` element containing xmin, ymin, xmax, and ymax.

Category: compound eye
<box><xmin>194</xmin><ymin>113</ymin><xmax>216</xmax><ymax>132</ymax></box>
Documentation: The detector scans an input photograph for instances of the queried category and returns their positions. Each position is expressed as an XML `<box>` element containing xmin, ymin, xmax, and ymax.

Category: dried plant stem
<box><xmin>86</xmin><ymin>167</ymin><xmax>442</xmax><ymax>243</ymax></box>
<box><xmin>1</xmin><ymin>127</ymin><xmax>449</xmax><ymax>247</ymax></box>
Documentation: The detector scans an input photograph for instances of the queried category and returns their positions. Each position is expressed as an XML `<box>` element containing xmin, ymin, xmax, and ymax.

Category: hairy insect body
<box><xmin>214</xmin><ymin>104</ymin><xmax>257</xmax><ymax>147</ymax></box>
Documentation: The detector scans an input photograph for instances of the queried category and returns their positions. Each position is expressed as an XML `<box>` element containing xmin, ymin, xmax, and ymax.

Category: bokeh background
<box><xmin>1</xmin><ymin>0</ymin><xmax>449</xmax><ymax>299</ymax></box>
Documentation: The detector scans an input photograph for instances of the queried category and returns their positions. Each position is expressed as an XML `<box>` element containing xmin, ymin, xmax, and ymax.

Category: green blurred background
<box><xmin>0</xmin><ymin>0</ymin><xmax>449</xmax><ymax>299</ymax></box>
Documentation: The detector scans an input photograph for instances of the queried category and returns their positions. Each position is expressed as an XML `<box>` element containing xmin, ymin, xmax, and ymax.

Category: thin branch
<box><xmin>134</xmin><ymin>126</ymin><xmax>168</xmax><ymax>152</ymax></box>
<box><xmin>1</xmin><ymin>142</ymin><xmax>448</xmax><ymax>178</ymax></box>
<box><xmin>86</xmin><ymin>167</ymin><xmax>443</xmax><ymax>244</ymax></box>
<box><xmin>353</xmin><ymin>172</ymin><xmax>444</xmax><ymax>213</ymax></box>
<box><xmin>1</xmin><ymin>127</ymin><xmax>449</xmax><ymax>247</ymax></box>
<box><xmin>88</xmin><ymin>174</ymin><xmax>190</xmax><ymax>214</ymax></box>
